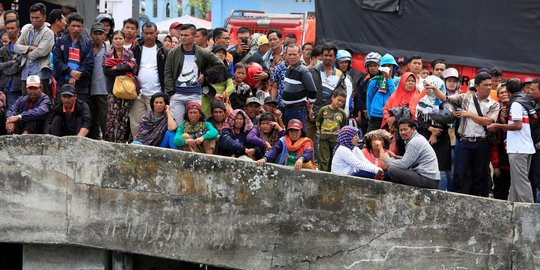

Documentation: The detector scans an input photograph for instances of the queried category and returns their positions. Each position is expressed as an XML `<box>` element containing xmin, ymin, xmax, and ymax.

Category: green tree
<box><xmin>187</xmin><ymin>0</ymin><xmax>211</xmax><ymax>17</ymax></box>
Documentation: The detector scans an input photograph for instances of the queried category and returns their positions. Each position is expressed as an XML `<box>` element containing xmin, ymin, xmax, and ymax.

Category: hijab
<box><xmin>222</xmin><ymin>109</ymin><xmax>253</xmax><ymax>133</ymax></box>
<box><xmin>333</xmin><ymin>125</ymin><xmax>359</xmax><ymax>155</ymax></box>
<box><xmin>381</xmin><ymin>72</ymin><xmax>418</xmax><ymax>127</ymax></box>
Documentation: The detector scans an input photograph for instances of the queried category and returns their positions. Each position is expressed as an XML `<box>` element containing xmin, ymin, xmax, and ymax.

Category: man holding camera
<box><xmin>230</xmin><ymin>27</ymin><xmax>268</xmax><ymax>74</ymax></box>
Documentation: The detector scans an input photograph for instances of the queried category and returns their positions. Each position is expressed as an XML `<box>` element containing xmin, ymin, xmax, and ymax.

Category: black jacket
<box><xmin>131</xmin><ymin>40</ymin><xmax>167</xmax><ymax>92</ymax></box>
<box><xmin>44</xmin><ymin>98</ymin><xmax>92</xmax><ymax>134</ymax></box>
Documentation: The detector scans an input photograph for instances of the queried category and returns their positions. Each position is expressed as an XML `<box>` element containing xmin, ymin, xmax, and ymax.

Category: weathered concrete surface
<box><xmin>0</xmin><ymin>135</ymin><xmax>538</xmax><ymax>269</ymax></box>
<box><xmin>23</xmin><ymin>244</ymin><xmax>107</xmax><ymax>270</ymax></box>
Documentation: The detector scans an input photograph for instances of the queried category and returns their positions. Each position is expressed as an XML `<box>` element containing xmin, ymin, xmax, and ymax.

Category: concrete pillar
<box><xmin>23</xmin><ymin>244</ymin><xmax>107</xmax><ymax>270</ymax></box>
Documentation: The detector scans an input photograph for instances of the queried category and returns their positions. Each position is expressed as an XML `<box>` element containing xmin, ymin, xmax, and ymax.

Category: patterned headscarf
<box><xmin>222</xmin><ymin>109</ymin><xmax>253</xmax><ymax>134</ymax></box>
<box><xmin>333</xmin><ymin>125</ymin><xmax>359</xmax><ymax>155</ymax></box>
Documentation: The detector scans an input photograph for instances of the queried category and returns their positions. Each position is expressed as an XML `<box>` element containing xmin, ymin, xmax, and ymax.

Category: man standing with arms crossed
<box><xmin>14</xmin><ymin>3</ymin><xmax>54</xmax><ymax>99</ymax></box>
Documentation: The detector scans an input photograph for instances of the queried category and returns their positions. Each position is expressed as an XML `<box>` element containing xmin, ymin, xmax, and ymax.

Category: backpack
<box><xmin>509</xmin><ymin>93</ymin><xmax>540</xmax><ymax>150</ymax></box>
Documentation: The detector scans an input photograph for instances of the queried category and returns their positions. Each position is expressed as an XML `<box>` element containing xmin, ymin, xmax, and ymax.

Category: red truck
<box><xmin>225</xmin><ymin>10</ymin><xmax>315</xmax><ymax>45</ymax></box>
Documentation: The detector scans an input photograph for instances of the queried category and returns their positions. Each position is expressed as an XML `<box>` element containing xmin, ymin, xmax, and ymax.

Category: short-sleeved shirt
<box><xmin>507</xmin><ymin>102</ymin><xmax>535</xmax><ymax>154</ymax></box>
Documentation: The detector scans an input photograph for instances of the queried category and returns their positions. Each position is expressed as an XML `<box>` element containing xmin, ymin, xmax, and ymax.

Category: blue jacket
<box><xmin>53</xmin><ymin>34</ymin><xmax>94</xmax><ymax>93</ymax></box>
<box><xmin>366</xmin><ymin>54</ymin><xmax>400</xmax><ymax>118</ymax></box>
<box><xmin>7</xmin><ymin>93</ymin><xmax>51</xmax><ymax>121</ymax></box>
<box><xmin>218</xmin><ymin>128</ymin><xmax>248</xmax><ymax>157</ymax></box>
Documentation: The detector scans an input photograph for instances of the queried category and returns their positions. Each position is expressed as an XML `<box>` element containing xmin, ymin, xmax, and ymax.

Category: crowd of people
<box><xmin>1</xmin><ymin>3</ymin><xmax>539</xmax><ymax>203</ymax></box>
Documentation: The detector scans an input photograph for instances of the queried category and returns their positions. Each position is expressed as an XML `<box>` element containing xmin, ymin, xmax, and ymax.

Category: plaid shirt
<box><xmin>448</xmin><ymin>93</ymin><xmax>499</xmax><ymax>138</ymax></box>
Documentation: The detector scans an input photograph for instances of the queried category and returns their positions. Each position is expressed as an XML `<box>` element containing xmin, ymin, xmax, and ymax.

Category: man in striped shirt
<box><xmin>281</xmin><ymin>43</ymin><xmax>317</xmax><ymax>130</ymax></box>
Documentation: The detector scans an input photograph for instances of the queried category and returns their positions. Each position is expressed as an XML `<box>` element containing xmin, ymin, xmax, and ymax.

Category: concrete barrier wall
<box><xmin>0</xmin><ymin>135</ymin><xmax>538</xmax><ymax>269</ymax></box>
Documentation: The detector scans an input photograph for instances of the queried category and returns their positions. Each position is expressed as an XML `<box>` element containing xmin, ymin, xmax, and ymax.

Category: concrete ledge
<box><xmin>0</xmin><ymin>135</ymin><xmax>538</xmax><ymax>269</ymax></box>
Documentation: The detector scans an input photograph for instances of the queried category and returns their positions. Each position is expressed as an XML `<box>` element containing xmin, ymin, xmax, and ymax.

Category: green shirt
<box><xmin>316</xmin><ymin>105</ymin><xmax>347</xmax><ymax>142</ymax></box>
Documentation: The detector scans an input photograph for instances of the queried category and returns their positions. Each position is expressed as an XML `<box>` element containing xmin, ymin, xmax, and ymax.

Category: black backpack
<box><xmin>509</xmin><ymin>93</ymin><xmax>540</xmax><ymax>150</ymax></box>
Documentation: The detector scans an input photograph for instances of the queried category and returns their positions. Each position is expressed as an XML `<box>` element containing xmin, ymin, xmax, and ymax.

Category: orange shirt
<box><xmin>490</xmin><ymin>89</ymin><xmax>499</xmax><ymax>103</ymax></box>
<box><xmin>62</xmin><ymin>102</ymin><xmax>76</xmax><ymax>113</ymax></box>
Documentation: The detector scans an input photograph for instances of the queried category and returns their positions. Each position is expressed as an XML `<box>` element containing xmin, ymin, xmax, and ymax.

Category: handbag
<box><xmin>113</xmin><ymin>75</ymin><xmax>138</xmax><ymax>100</ymax></box>
<box><xmin>472</xmin><ymin>94</ymin><xmax>497</xmax><ymax>144</ymax></box>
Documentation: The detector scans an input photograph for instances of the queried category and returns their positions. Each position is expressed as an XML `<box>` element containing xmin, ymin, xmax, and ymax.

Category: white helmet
<box><xmin>424</xmin><ymin>75</ymin><xmax>444</xmax><ymax>90</ymax></box>
<box><xmin>364</xmin><ymin>52</ymin><xmax>382</xmax><ymax>67</ymax></box>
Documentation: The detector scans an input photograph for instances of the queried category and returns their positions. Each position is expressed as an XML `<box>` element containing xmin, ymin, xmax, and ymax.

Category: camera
<box><xmin>241</xmin><ymin>37</ymin><xmax>248</xmax><ymax>45</ymax></box>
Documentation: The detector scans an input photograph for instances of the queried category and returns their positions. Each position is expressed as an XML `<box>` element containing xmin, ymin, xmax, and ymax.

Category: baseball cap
<box><xmin>257</xmin><ymin>35</ymin><xmax>269</xmax><ymax>46</ymax></box>
<box><xmin>60</xmin><ymin>84</ymin><xmax>76</xmax><ymax>96</ymax></box>
<box><xmin>169</xmin><ymin>22</ymin><xmax>182</xmax><ymax>29</ymax></box>
<box><xmin>212</xmin><ymin>45</ymin><xmax>227</xmax><ymax>54</ymax></box>
<box><xmin>287</xmin><ymin>119</ymin><xmax>303</xmax><ymax>130</ymax></box>
<box><xmin>91</xmin><ymin>22</ymin><xmax>105</xmax><ymax>33</ymax></box>
<box><xmin>264</xmin><ymin>96</ymin><xmax>278</xmax><ymax>105</ymax></box>
<box><xmin>246</xmin><ymin>97</ymin><xmax>262</xmax><ymax>106</ymax></box>
<box><xmin>26</xmin><ymin>75</ymin><xmax>41</xmax><ymax>88</ymax></box>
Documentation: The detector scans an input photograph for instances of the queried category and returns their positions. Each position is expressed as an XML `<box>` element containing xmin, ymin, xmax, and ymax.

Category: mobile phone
<box><xmin>241</xmin><ymin>37</ymin><xmax>248</xmax><ymax>45</ymax></box>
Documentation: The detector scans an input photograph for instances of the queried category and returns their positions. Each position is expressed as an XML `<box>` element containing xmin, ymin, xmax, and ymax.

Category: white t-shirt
<box><xmin>176</xmin><ymin>52</ymin><xmax>199</xmax><ymax>88</ymax></box>
<box><xmin>138</xmin><ymin>45</ymin><xmax>161</xmax><ymax>96</ymax></box>
<box><xmin>507</xmin><ymin>102</ymin><xmax>535</xmax><ymax>154</ymax></box>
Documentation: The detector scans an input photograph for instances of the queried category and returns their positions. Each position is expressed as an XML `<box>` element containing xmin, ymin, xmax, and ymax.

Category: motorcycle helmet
<box><xmin>428</xmin><ymin>101</ymin><xmax>456</xmax><ymax>124</ymax></box>
<box><xmin>442</xmin><ymin>67</ymin><xmax>461</xmax><ymax>90</ymax></box>
<box><xmin>245</xmin><ymin>62</ymin><xmax>264</xmax><ymax>89</ymax></box>
<box><xmin>364</xmin><ymin>52</ymin><xmax>382</xmax><ymax>68</ymax></box>
<box><xmin>336</xmin><ymin>50</ymin><xmax>352</xmax><ymax>62</ymax></box>
<box><xmin>424</xmin><ymin>75</ymin><xmax>444</xmax><ymax>90</ymax></box>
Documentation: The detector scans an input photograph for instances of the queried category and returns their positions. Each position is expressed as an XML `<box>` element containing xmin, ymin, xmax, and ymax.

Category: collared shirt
<box><xmin>447</xmin><ymin>93</ymin><xmax>499</xmax><ymax>138</ymax></box>
<box><xmin>90</xmin><ymin>44</ymin><xmax>107</xmax><ymax>95</ymax></box>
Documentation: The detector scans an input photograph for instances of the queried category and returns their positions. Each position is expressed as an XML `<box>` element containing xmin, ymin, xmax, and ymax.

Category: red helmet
<box><xmin>245</xmin><ymin>62</ymin><xmax>263</xmax><ymax>89</ymax></box>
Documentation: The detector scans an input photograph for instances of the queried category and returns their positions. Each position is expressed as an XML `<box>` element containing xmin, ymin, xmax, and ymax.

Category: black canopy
<box><xmin>315</xmin><ymin>0</ymin><xmax>540</xmax><ymax>74</ymax></box>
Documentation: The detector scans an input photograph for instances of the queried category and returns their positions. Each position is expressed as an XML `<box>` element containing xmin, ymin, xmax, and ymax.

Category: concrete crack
<box><xmin>299</xmin><ymin>228</ymin><xmax>399</xmax><ymax>265</ymax></box>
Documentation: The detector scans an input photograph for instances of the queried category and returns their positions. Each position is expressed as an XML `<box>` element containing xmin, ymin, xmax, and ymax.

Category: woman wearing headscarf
<box><xmin>173</xmin><ymin>101</ymin><xmax>218</xmax><ymax>154</ymax></box>
<box><xmin>381</xmin><ymin>72</ymin><xmax>419</xmax><ymax>154</ymax></box>
<box><xmin>217</xmin><ymin>109</ymin><xmax>256</xmax><ymax>159</ymax></box>
<box><xmin>409</xmin><ymin>75</ymin><xmax>451</xmax><ymax>190</ymax></box>
<box><xmin>331</xmin><ymin>126</ymin><xmax>384</xmax><ymax>179</ymax></box>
